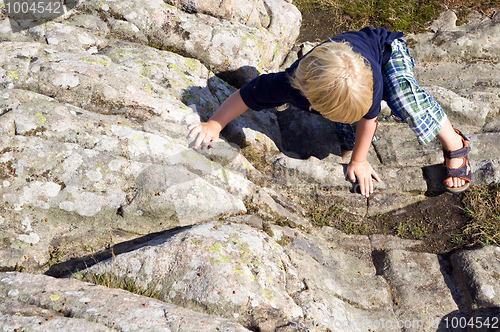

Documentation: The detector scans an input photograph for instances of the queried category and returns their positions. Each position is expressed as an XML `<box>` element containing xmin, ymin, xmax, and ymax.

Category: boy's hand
<box><xmin>187</xmin><ymin>120</ymin><xmax>222</xmax><ymax>149</ymax></box>
<box><xmin>347</xmin><ymin>160</ymin><xmax>381</xmax><ymax>198</ymax></box>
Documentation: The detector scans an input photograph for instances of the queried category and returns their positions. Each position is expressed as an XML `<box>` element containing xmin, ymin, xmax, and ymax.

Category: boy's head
<box><xmin>290</xmin><ymin>41</ymin><xmax>373</xmax><ymax>124</ymax></box>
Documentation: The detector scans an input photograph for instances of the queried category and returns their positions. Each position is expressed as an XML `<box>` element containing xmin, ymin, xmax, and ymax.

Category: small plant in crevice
<box><xmin>341</xmin><ymin>220</ymin><xmax>367</xmax><ymax>235</ymax></box>
<box><xmin>451</xmin><ymin>233</ymin><xmax>464</xmax><ymax>247</ymax></box>
<box><xmin>311</xmin><ymin>205</ymin><xmax>343</xmax><ymax>227</ymax></box>
<box><xmin>410</xmin><ymin>224</ymin><xmax>428</xmax><ymax>240</ymax></box>
<box><xmin>47</xmin><ymin>247</ymin><xmax>65</xmax><ymax>269</ymax></box>
<box><xmin>394</xmin><ymin>222</ymin><xmax>407</xmax><ymax>238</ymax></box>
<box><xmin>79</xmin><ymin>271</ymin><xmax>162</xmax><ymax>299</ymax></box>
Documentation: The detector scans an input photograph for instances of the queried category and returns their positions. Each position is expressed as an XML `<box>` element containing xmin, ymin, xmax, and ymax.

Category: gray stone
<box><xmin>0</xmin><ymin>315</ymin><xmax>115</xmax><ymax>332</ymax></box>
<box><xmin>367</xmin><ymin>193</ymin><xmax>427</xmax><ymax>216</ymax></box>
<box><xmin>83</xmin><ymin>221</ymin><xmax>305</xmax><ymax>331</ymax></box>
<box><xmin>428</xmin><ymin>10</ymin><xmax>460</xmax><ymax>32</ymax></box>
<box><xmin>369</xmin><ymin>234</ymin><xmax>424</xmax><ymax>251</ymax></box>
<box><xmin>1</xmin><ymin>4</ymin><xmax>500</xmax><ymax>332</ymax></box>
<box><xmin>0</xmin><ymin>89</ymin><xmax>253</xmax><ymax>270</ymax></box>
<box><xmin>381</xmin><ymin>250</ymin><xmax>459</xmax><ymax>332</ymax></box>
<box><xmin>276</xmin><ymin>107</ymin><xmax>343</xmax><ymax>160</ymax></box>
<box><xmin>482</xmin><ymin>117</ymin><xmax>500</xmax><ymax>133</ymax></box>
<box><xmin>99</xmin><ymin>40</ymin><xmax>221</xmax><ymax>120</ymax></box>
<box><xmin>451</xmin><ymin>246</ymin><xmax>500</xmax><ymax>310</ymax></box>
<box><xmin>468</xmin><ymin>133</ymin><xmax>500</xmax><ymax>161</ymax></box>
<box><xmin>66</xmin><ymin>14</ymin><xmax>111</xmax><ymax>36</ymax></box>
<box><xmin>373</xmin><ymin>122</ymin><xmax>442</xmax><ymax>168</ymax></box>
<box><xmin>224</xmin><ymin>108</ymin><xmax>283</xmax><ymax>154</ymax></box>
<box><xmin>264</xmin><ymin>224</ymin><xmax>400</xmax><ymax>331</ymax></box>
<box><xmin>0</xmin><ymin>272</ymin><xmax>251</xmax><ymax>331</ymax></box>
<box><xmin>76</xmin><ymin>0</ymin><xmax>301</xmax><ymax>85</ymax></box>
<box><xmin>425</xmin><ymin>85</ymin><xmax>491</xmax><ymax>127</ymax></box>
<box><xmin>109</xmin><ymin>19</ymin><xmax>148</xmax><ymax>44</ymax></box>
<box><xmin>409</xmin><ymin>13</ymin><xmax>500</xmax><ymax>126</ymax></box>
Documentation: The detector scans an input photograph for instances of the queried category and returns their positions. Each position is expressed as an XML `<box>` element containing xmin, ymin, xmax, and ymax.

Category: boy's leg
<box><xmin>334</xmin><ymin>122</ymin><xmax>356</xmax><ymax>163</ymax></box>
<box><xmin>334</xmin><ymin>122</ymin><xmax>378</xmax><ymax>163</ymax></box>
<box><xmin>382</xmin><ymin>39</ymin><xmax>468</xmax><ymax>190</ymax></box>
<box><xmin>382</xmin><ymin>39</ymin><xmax>445</xmax><ymax>145</ymax></box>
<box><xmin>436</xmin><ymin>118</ymin><xmax>467</xmax><ymax>188</ymax></box>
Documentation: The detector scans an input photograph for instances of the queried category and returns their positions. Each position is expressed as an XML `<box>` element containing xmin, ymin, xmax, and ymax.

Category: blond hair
<box><xmin>290</xmin><ymin>41</ymin><xmax>373</xmax><ymax>124</ymax></box>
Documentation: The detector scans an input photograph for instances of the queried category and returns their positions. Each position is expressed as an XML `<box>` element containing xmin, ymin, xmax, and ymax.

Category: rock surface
<box><xmin>0</xmin><ymin>271</ymin><xmax>251</xmax><ymax>331</ymax></box>
<box><xmin>0</xmin><ymin>2</ymin><xmax>499</xmax><ymax>331</ymax></box>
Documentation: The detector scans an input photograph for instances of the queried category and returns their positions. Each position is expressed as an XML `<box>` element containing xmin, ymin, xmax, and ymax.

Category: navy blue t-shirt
<box><xmin>239</xmin><ymin>27</ymin><xmax>404</xmax><ymax>120</ymax></box>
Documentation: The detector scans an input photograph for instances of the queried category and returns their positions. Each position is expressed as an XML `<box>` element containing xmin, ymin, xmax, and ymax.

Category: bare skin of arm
<box><xmin>346</xmin><ymin>117</ymin><xmax>381</xmax><ymax>197</ymax></box>
<box><xmin>187</xmin><ymin>90</ymin><xmax>248</xmax><ymax>149</ymax></box>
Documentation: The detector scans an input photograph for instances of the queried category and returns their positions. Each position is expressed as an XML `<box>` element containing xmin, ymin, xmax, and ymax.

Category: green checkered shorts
<box><xmin>383</xmin><ymin>39</ymin><xmax>447</xmax><ymax>145</ymax></box>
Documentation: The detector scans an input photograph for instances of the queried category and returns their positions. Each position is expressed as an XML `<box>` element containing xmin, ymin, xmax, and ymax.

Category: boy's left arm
<box><xmin>347</xmin><ymin>117</ymin><xmax>381</xmax><ymax>197</ymax></box>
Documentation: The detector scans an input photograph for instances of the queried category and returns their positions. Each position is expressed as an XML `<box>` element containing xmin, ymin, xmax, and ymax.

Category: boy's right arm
<box><xmin>187</xmin><ymin>90</ymin><xmax>248</xmax><ymax>149</ymax></box>
<box><xmin>347</xmin><ymin>117</ymin><xmax>381</xmax><ymax>197</ymax></box>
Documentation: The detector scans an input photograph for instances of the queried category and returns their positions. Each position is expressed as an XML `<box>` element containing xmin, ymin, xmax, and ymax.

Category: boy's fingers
<box><xmin>188</xmin><ymin>125</ymin><xmax>201</xmax><ymax>138</ymax></box>
<box><xmin>361</xmin><ymin>178</ymin><xmax>370</xmax><ymax>197</ymax></box>
<box><xmin>364</xmin><ymin>178</ymin><xmax>371</xmax><ymax>197</ymax></box>
<box><xmin>357</xmin><ymin>180</ymin><xmax>364</xmax><ymax>195</ymax></box>
<box><xmin>347</xmin><ymin>169</ymin><xmax>356</xmax><ymax>183</ymax></box>
<box><xmin>356</xmin><ymin>174</ymin><xmax>365</xmax><ymax>196</ymax></box>
<box><xmin>194</xmin><ymin>131</ymin><xmax>206</xmax><ymax>149</ymax></box>
<box><xmin>372</xmin><ymin>170</ymin><xmax>381</xmax><ymax>182</ymax></box>
<box><xmin>202</xmin><ymin>137</ymin><xmax>212</xmax><ymax>148</ymax></box>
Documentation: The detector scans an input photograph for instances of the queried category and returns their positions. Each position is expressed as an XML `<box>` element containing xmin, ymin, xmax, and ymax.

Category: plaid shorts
<box><xmin>336</xmin><ymin>38</ymin><xmax>446</xmax><ymax>150</ymax></box>
<box><xmin>382</xmin><ymin>38</ymin><xmax>446</xmax><ymax>145</ymax></box>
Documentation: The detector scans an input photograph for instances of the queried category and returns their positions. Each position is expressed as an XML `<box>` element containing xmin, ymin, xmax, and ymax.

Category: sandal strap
<box><xmin>443</xmin><ymin>145</ymin><xmax>470</xmax><ymax>159</ymax></box>
<box><xmin>442</xmin><ymin>127</ymin><xmax>472</xmax><ymax>184</ymax></box>
<box><xmin>444</xmin><ymin>166</ymin><xmax>471</xmax><ymax>180</ymax></box>
<box><xmin>443</xmin><ymin>127</ymin><xmax>470</xmax><ymax>159</ymax></box>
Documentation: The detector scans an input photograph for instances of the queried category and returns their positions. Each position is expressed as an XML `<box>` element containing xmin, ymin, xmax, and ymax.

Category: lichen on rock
<box><xmin>0</xmin><ymin>2</ymin><xmax>500</xmax><ymax>332</ymax></box>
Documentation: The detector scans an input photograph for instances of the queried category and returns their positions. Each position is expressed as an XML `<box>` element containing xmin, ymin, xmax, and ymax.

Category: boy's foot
<box><xmin>443</xmin><ymin>157</ymin><xmax>467</xmax><ymax>188</ymax></box>
<box><xmin>442</xmin><ymin>129</ymin><xmax>471</xmax><ymax>193</ymax></box>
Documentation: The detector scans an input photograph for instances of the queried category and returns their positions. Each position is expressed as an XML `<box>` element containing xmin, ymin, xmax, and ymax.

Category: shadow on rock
<box><xmin>217</xmin><ymin>65</ymin><xmax>261</xmax><ymax>89</ymax></box>
<box><xmin>423</xmin><ymin>163</ymin><xmax>448</xmax><ymax>194</ymax></box>
<box><xmin>44</xmin><ymin>225</ymin><xmax>191</xmax><ymax>278</ymax></box>
<box><xmin>277</xmin><ymin>106</ymin><xmax>343</xmax><ymax>160</ymax></box>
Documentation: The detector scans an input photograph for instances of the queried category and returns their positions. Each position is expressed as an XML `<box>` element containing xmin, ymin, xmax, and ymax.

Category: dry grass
<box><xmin>74</xmin><ymin>269</ymin><xmax>162</xmax><ymax>299</ymax></box>
<box><xmin>294</xmin><ymin>0</ymin><xmax>500</xmax><ymax>34</ymax></box>
<box><xmin>460</xmin><ymin>183</ymin><xmax>500</xmax><ymax>246</ymax></box>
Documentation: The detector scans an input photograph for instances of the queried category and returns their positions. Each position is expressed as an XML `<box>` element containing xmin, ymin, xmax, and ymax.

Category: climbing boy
<box><xmin>187</xmin><ymin>27</ymin><xmax>471</xmax><ymax>197</ymax></box>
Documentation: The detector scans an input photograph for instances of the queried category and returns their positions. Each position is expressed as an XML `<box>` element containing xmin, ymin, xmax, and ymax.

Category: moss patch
<box><xmin>294</xmin><ymin>0</ymin><xmax>496</xmax><ymax>42</ymax></box>
<box><xmin>22</xmin><ymin>127</ymin><xmax>47</xmax><ymax>137</ymax></box>
<box><xmin>79</xmin><ymin>57</ymin><xmax>111</xmax><ymax>66</ymax></box>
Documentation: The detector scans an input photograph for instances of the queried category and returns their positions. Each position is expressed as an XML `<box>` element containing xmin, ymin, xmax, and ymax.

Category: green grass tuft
<box><xmin>78</xmin><ymin>271</ymin><xmax>162</xmax><ymax>299</ymax></box>
<box><xmin>394</xmin><ymin>222</ymin><xmax>407</xmax><ymax>238</ymax></box>
<box><xmin>311</xmin><ymin>205</ymin><xmax>343</xmax><ymax>227</ymax></box>
<box><xmin>341</xmin><ymin>221</ymin><xmax>367</xmax><ymax>235</ymax></box>
<box><xmin>459</xmin><ymin>183</ymin><xmax>500</xmax><ymax>247</ymax></box>
<box><xmin>294</xmin><ymin>0</ymin><xmax>498</xmax><ymax>35</ymax></box>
